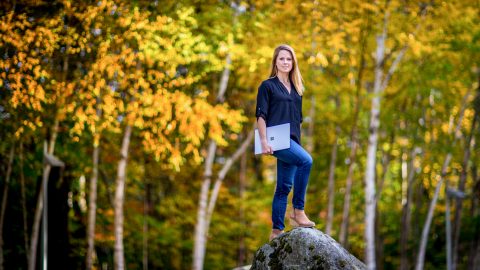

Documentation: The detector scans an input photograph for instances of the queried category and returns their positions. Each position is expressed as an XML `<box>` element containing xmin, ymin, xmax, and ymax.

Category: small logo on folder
<box><xmin>270</xmin><ymin>137</ymin><xmax>274</xmax><ymax>141</ymax></box>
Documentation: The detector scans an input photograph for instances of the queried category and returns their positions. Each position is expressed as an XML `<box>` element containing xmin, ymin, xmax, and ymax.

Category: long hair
<box><xmin>269</xmin><ymin>44</ymin><xmax>304</xmax><ymax>96</ymax></box>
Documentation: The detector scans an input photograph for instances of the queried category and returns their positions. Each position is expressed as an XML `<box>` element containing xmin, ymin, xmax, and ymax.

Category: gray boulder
<box><xmin>251</xmin><ymin>228</ymin><xmax>366</xmax><ymax>270</ymax></box>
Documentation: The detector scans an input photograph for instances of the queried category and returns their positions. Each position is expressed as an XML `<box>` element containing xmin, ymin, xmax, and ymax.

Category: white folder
<box><xmin>254</xmin><ymin>123</ymin><xmax>290</xmax><ymax>155</ymax></box>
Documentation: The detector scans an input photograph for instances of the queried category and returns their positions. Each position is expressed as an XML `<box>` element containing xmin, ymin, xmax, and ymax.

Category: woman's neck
<box><xmin>277</xmin><ymin>72</ymin><xmax>290</xmax><ymax>83</ymax></box>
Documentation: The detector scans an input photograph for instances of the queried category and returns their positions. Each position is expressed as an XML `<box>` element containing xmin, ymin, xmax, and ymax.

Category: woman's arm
<box><xmin>257</xmin><ymin>117</ymin><xmax>273</xmax><ymax>155</ymax></box>
<box><xmin>255</xmin><ymin>81</ymin><xmax>272</xmax><ymax>155</ymax></box>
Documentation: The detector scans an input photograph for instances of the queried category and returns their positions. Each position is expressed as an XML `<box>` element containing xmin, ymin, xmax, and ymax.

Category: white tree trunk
<box><xmin>364</xmin><ymin>104</ymin><xmax>379</xmax><ymax>270</ymax></box>
<box><xmin>364</xmin><ymin>28</ymin><xmax>386</xmax><ymax>269</ymax></box>
<box><xmin>114</xmin><ymin>124</ymin><xmax>132</xmax><ymax>270</ymax></box>
<box><xmin>86</xmin><ymin>143</ymin><xmax>100</xmax><ymax>270</ymax></box>
<box><xmin>28</xmin><ymin>49</ymin><xmax>68</xmax><ymax>269</ymax></box>
<box><xmin>193</xmin><ymin>130</ymin><xmax>253</xmax><ymax>270</ymax></box>
<box><xmin>216</xmin><ymin>54</ymin><xmax>231</xmax><ymax>103</ymax></box>
<box><xmin>87</xmin><ymin>99</ymin><xmax>102</xmax><ymax>270</ymax></box>
<box><xmin>28</xmin><ymin>165</ymin><xmax>50</xmax><ymax>270</ymax></box>
<box><xmin>205</xmin><ymin>131</ymin><xmax>254</xmax><ymax>235</ymax></box>
<box><xmin>364</xmin><ymin>4</ymin><xmax>412</xmax><ymax>265</ymax></box>
<box><xmin>193</xmin><ymin>142</ymin><xmax>215</xmax><ymax>270</ymax></box>
<box><xmin>193</xmin><ymin>50</ymin><xmax>232</xmax><ymax>270</ymax></box>
<box><xmin>29</xmin><ymin>119</ymin><xmax>59</xmax><ymax>270</ymax></box>
<box><xmin>0</xmin><ymin>144</ymin><xmax>15</xmax><ymax>270</ymax></box>
<box><xmin>415</xmin><ymin>155</ymin><xmax>450</xmax><ymax>270</ymax></box>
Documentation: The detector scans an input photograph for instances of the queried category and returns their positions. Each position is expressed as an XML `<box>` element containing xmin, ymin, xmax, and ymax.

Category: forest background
<box><xmin>0</xmin><ymin>0</ymin><xmax>479</xmax><ymax>270</ymax></box>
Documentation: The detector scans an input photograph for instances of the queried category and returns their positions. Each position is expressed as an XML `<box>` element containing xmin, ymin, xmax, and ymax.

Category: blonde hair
<box><xmin>269</xmin><ymin>44</ymin><xmax>304</xmax><ymax>96</ymax></box>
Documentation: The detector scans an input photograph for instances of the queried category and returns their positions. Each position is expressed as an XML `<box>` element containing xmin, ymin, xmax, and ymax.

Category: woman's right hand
<box><xmin>261</xmin><ymin>140</ymin><xmax>273</xmax><ymax>155</ymax></box>
<box><xmin>257</xmin><ymin>117</ymin><xmax>272</xmax><ymax>155</ymax></box>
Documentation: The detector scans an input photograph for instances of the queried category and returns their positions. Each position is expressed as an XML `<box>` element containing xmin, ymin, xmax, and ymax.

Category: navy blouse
<box><xmin>255</xmin><ymin>76</ymin><xmax>303</xmax><ymax>144</ymax></box>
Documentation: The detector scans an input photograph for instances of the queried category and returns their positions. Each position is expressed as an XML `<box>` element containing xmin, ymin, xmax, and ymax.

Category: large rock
<box><xmin>251</xmin><ymin>228</ymin><xmax>366</xmax><ymax>270</ymax></box>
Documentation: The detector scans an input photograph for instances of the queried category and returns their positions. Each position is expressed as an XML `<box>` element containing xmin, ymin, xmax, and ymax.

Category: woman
<box><xmin>256</xmin><ymin>44</ymin><xmax>316</xmax><ymax>241</ymax></box>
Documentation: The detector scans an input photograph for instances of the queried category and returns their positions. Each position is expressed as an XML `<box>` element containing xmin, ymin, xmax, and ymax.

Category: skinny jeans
<box><xmin>272</xmin><ymin>139</ymin><xmax>313</xmax><ymax>230</ymax></box>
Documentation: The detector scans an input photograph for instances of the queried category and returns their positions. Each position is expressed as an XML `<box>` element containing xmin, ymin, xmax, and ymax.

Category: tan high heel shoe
<box><xmin>269</xmin><ymin>229</ymin><xmax>284</xmax><ymax>241</ymax></box>
<box><xmin>289</xmin><ymin>208</ymin><xmax>315</xmax><ymax>228</ymax></box>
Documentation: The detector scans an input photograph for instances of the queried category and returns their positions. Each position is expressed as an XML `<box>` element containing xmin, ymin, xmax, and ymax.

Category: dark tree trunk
<box><xmin>0</xmin><ymin>143</ymin><xmax>15</xmax><ymax>270</ymax></box>
<box><xmin>19</xmin><ymin>142</ymin><xmax>30</xmax><ymax>262</ymax></box>
<box><xmin>143</xmin><ymin>180</ymin><xmax>151</xmax><ymax>270</ymax></box>
<box><xmin>467</xmin><ymin>166</ymin><xmax>480</xmax><ymax>270</ymax></box>
<box><xmin>453</xmin><ymin>89</ymin><xmax>478</xmax><ymax>269</ymax></box>
<box><xmin>400</xmin><ymin>148</ymin><xmax>422</xmax><ymax>270</ymax></box>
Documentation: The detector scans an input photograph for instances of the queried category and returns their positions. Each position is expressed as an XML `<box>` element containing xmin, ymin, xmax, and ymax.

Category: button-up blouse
<box><xmin>255</xmin><ymin>76</ymin><xmax>303</xmax><ymax>145</ymax></box>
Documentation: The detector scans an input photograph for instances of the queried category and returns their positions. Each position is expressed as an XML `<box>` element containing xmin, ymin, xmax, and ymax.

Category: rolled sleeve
<box><xmin>255</xmin><ymin>82</ymin><xmax>269</xmax><ymax>122</ymax></box>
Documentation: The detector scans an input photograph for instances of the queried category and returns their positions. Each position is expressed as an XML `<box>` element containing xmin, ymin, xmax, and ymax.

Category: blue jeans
<box><xmin>272</xmin><ymin>139</ymin><xmax>313</xmax><ymax>230</ymax></box>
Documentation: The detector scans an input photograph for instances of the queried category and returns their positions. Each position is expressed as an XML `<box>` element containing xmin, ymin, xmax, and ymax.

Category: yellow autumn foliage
<box><xmin>66</xmin><ymin>0</ymin><xmax>246</xmax><ymax>170</ymax></box>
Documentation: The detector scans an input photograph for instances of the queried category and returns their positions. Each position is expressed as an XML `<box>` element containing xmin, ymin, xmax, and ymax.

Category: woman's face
<box><xmin>276</xmin><ymin>49</ymin><xmax>293</xmax><ymax>74</ymax></box>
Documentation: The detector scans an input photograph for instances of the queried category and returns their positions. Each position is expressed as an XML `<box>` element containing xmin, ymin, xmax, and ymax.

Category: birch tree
<box><xmin>415</xmin><ymin>91</ymin><xmax>472</xmax><ymax>270</ymax></box>
<box><xmin>68</xmin><ymin>2</ymin><xmax>245</xmax><ymax>269</ymax></box>
<box><xmin>363</xmin><ymin>1</ymin><xmax>427</xmax><ymax>267</ymax></box>
<box><xmin>365</xmin><ymin>6</ymin><xmax>389</xmax><ymax>269</ymax></box>
<box><xmin>1</xmin><ymin>0</ymin><xmax>479</xmax><ymax>269</ymax></box>
<box><xmin>0</xmin><ymin>5</ymin><xmax>78</xmax><ymax>268</ymax></box>
<box><xmin>193</xmin><ymin>3</ymin><xmax>248</xmax><ymax>269</ymax></box>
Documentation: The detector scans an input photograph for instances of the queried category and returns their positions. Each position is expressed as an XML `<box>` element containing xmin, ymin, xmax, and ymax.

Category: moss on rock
<box><xmin>251</xmin><ymin>228</ymin><xmax>367</xmax><ymax>270</ymax></box>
